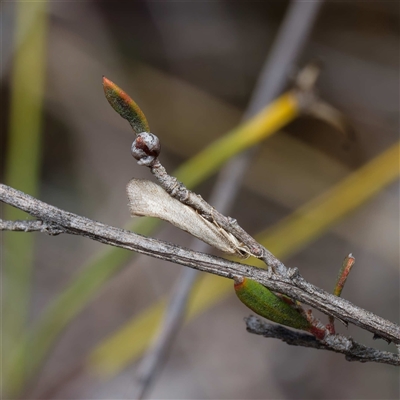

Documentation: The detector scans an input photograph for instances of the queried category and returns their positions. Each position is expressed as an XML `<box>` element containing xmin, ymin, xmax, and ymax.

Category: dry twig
<box><xmin>245</xmin><ymin>316</ymin><xmax>399</xmax><ymax>366</ymax></box>
<box><xmin>1</xmin><ymin>183</ymin><xmax>399</xmax><ymax>364</ymax></box>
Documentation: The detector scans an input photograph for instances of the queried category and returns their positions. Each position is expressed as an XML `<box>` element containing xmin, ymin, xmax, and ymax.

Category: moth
<box><xmin>126</xmin><ymin>178</ymin><xmax>247</xmax><ymax>257</ymax></box>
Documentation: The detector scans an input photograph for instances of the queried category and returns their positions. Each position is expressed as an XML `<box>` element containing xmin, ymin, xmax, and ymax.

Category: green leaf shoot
<box><xmin>103</xmin><ymin>76</ymin><xmax>150</xmax><ymax>134</ymax></box>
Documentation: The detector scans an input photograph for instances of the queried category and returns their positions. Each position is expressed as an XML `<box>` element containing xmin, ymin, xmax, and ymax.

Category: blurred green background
<box><xmin>1</xmin><ymin>1</ymin><xmax>399</xmax><ymax>399</ymax></box>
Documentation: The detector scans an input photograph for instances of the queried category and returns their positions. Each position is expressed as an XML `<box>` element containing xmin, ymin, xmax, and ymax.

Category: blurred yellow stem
<box><xmin>174</xmin><ymin>92</ymin><xmax>298</xmax><ymax>186</ymax></box>
<box><xmin>257</xmin><ymin>142</ymin><xmax>400</xmax><ymax>257</ymax></box>
<box><xmin>3</xmin><ymin>1</ymin><xmax>48</xmax><ymax>395</ymax></box>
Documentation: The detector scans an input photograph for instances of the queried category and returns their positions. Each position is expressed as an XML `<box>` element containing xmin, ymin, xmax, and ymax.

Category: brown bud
<box><xmin>131</xmin><ymin>132</ymin><xmax>161</xmax><ymax>166</ymax></box>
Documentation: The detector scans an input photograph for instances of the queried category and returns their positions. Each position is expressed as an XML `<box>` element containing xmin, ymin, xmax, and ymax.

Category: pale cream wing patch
<box><xmin>126</xmin><ymin>178</ymin><xmax>239</xmax><ymax>255</ymax></box>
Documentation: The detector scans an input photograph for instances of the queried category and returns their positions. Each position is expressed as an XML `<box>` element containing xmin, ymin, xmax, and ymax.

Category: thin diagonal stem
<box><xmin>245</xmin><ymin>316</ymin><xmax>399</xmax><ymax>366</ymax></box>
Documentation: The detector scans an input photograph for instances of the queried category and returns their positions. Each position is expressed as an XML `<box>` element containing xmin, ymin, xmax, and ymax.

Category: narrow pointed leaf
<box><xmin>103</xmin><ymin>76</ymin><xmax>150</xmax><ymax>134</ymax></box>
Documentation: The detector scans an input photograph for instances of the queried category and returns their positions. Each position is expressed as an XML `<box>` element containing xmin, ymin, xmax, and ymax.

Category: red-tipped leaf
<box><xmin>103</xmin><ymin>76</ymin><xmax>150</xmax><ymax>134</ymax></box>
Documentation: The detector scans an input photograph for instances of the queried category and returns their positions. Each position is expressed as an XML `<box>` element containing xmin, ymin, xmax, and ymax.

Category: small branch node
<box><xmin>287</xmin><ymin>267</ymin><xmax>300</xmax><ymax>279</ymax></box>
<box><xmin>131</xmin><ymin>132</ymin><xmax>161</xmax><ymax>166</ymax></box>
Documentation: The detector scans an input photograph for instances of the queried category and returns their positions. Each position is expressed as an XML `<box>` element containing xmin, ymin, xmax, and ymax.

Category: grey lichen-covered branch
<box><xmin>0</xmin><ymin>219</ymin><xmax>63</xmax><ymax>234</ymax></box>
<box><xmin>1</xmin><ymin>183</ymin><xmax>400</xmax><ymax>367</ymax></box>
<box><xmin>245</xmin><ymin>316</ymin><xmax>399</xmax><ymax>366</ymax></box>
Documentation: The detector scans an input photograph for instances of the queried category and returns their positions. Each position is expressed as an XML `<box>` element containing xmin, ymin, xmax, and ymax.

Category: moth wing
<box><xmin>126</xmin><ymin>179</ymin><xmax>238</xmax><ymax>255</ymax></box>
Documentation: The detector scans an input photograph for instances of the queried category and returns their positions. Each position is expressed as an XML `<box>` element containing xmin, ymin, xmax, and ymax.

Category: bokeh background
<box><xmin>1</xmin><ymin>1</ymin><xmax>399</xmax><ymax>399</ymax></box>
